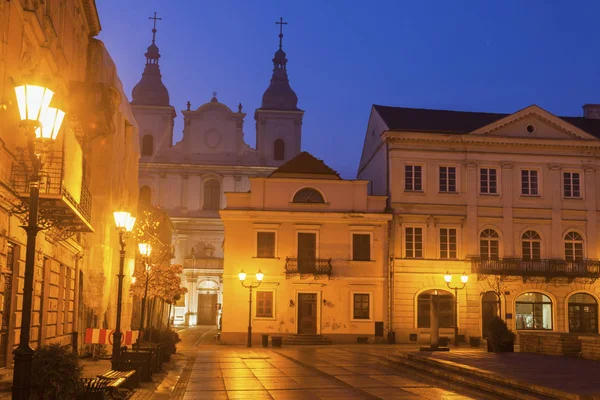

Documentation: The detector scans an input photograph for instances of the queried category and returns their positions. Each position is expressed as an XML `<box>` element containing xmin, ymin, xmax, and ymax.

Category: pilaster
<box><xmin>501</xmin><ymin>162</ymin><xmax>514</xmax><ymax>256</ymax></box>
<box><xmin>465</xmin><ymin>162</ymin><xmax>478</xmax><ymax>257</ymax></box>
<box><xmin>585</xmin><ymin>166</ymin><xmax>597</xmax><ymax>259</ymax></box>
<box><xmin>549</xmin><ymin>164</ymin><xmax>562</xmax><ymax>258</ymax></box>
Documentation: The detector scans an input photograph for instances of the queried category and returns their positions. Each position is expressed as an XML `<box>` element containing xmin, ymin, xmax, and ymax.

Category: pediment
<box><xmin>469</xmin><ymin>105</ymin><xmax>597</xmax><ymax>140</ymax></box>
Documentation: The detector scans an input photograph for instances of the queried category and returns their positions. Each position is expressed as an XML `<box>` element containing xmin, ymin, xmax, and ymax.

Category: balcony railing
<box><xmin>11</xmin><ymin>150</ymin><xmax>93</xmax><ymax>233</ymax></box>
<box><xmin>472</xmin><ymin>257</ymin><xmax>600</xmax><ymax>282</ymax></box>
<box><xmin>285</xmin><ymin>257</ymin><xmax>332</xmax><ymax>279</ymax></box>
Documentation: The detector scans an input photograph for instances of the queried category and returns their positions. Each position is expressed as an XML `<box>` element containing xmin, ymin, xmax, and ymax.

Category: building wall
<box><xmin>378</xmin><ymin>116</ymin><xmax>600</xmax><ymax>343</ymax></box>
<box><xmin>220</xmin><ymin>177</ymin><xmax>390</xmax><ymax>344</ymax></box>
<box><xmin>0</xmin><ymin>0</ymin><xmax>139</xmax><ymax>363</ymax></box>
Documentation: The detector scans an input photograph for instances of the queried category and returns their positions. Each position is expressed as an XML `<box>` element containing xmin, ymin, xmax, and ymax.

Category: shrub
<box><xmin>486</xmin><ymin>316</ymin><xmax>516</xmax><ymax>352</ymax></box>
<box><xmin>31</xmin><ymin>344</ymin><xmax>82</xmax><ymax>399</ymax></box>
<box><xmin>145</xmin><ymin>327</ymin><xmax>181</xmax><ymax>354</ymax></box>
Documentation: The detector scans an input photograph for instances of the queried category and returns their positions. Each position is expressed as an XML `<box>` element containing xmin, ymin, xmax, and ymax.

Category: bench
<box><xmin>77</xmin><ymin>373</ymin><xmax>133</xmax><ymax>400</ymax></box>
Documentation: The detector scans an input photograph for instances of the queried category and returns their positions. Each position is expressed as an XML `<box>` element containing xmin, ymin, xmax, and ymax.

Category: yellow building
<box><xmin>220</xmin><ymin>152</ymin><xmax>391</xmax><ymax>344</ymax></box>
<box><xmin>0</xmin><ymin>0</ymin><xmax>139</xmax><ymax>370</ymax></box>
<box><xmin>359</xmin><ymin>104</ymin><xmax>600</xmax><ymax>344</ymax></box>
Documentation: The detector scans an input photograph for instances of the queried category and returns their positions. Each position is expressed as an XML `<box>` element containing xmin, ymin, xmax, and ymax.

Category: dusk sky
<box><xmin>97</xmin><ymin>1</ymin><xmax>600</xmax><ymax>178</ymax></box>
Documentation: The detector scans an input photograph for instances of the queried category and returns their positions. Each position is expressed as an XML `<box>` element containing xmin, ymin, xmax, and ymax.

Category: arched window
<box><xmin>274</xmin><ymin>139</ymin><xmax>285</xmax><ymax>161</ymax></box>
<box><xmin>293</xmin><ymin>188</ymin><xmax>324</xmax><ymax>203</ymax></box>
<box><xmin>480</xmin><ymin>229</ymin><xmax>499</xmax><ymax>260</ymax></box>
<box><xmin>515</xmin><ymin>292</ymin><xmax>552</xmax><ymax>330</ymax></box>
<box><xmin>564</xmin><ymin>231</ymin><xmax>584</xmax><ymax>261</ymax></box>
<box><xmin>141</xmin><ymin>134</ymin><xmax>154</xmax><ymax>156</ymax></box>
<box><xmin>522</xmin><ymin>230</ymin><xmax>541</xmax><ymax>261</ymax></box>
<box><xmin>203</xmin><ymin>179</ymin><xmax>221</xmax><ymax>211</ymax></box>
<box><xmin>417</xmin><ymin>290</ymin><xmax>454</xmax><ymax>328</ymax></box>
<box><xmin>139</xmin><ymin>185</ymin><xmax>151</xmax><ymax>204</ymax></box>
<box><xmin>568</xmin><ymin>293</ymin><xmax>598</xmax><ymax>333</ymax></box>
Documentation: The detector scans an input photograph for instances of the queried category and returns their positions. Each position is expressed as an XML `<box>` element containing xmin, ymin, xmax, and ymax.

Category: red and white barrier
<box><xmin>84</xmin><ymin>328</ymin><xmax>139</xmax><ymax>345</ymax></box>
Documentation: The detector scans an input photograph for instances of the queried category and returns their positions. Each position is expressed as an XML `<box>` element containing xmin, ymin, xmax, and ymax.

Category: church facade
<box><xmin>131</xmin><ymin>22</ymin><xmax>303</xmax><ymax>326</ymax></box>
<box><xmin>358</xmin><ymin>103</ymin><xmax>600</xmax><ymax>343</ymax></box>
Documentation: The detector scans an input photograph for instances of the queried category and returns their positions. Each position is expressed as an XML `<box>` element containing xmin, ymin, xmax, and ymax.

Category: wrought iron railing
<box><xmin>472</xmin><ymin>257</ymin><xmax>600</xmax><ymax>281</ymax></box>
<box><xmin>11</xmin><ymin>150</ymin><xmax>92</xmax><ymax>224</ymax></box>
<box><xmin>284</xmin><ymin>257</ymin><xmax>332</xmax><ymax>279</ymax></box>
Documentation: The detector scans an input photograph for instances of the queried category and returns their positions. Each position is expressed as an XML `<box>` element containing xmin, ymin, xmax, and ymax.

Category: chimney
<box><xmin>582</xmin><ymin>104</ymin><xmax>600</xmax><ymax>119</ymax></box>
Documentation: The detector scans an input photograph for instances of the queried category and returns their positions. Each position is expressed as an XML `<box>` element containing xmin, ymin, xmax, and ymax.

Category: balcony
<box><xmin>471</xmin><ymin>258</ymin><xmax>600</xmax><ymax>283</ymax></box>
<box><xmin>11</xmin><ymin>150</ymin><xmax>93</xmax><ymax>233</ymax></box>
<box><xmin>284</xmin><ymin>257</ymin><xmax>332</xmax><ymax>279</ymax></box>
<box><xmin>183</xmin><ymin>257</ymin><xmax>223</xmax><ymax>272</ymax></box>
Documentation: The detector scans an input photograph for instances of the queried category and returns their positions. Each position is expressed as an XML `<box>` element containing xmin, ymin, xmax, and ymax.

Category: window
<box><xmin>141</xmin><ymin>134</ymin><xmax>153</xmax><ymax>156</ymax></box>
<box><xmin>139</xmin><ymin>185</ymin><xmax>152</xmax><ymax>204</ymax></box>
<box><xmin>564</xmin><ymin>172</ymin><xmax>581</xmax><ymax>198</ymax></box>
<box><xmin>274</xmin><ymin>139</ymin><xmax>285</xmax><ymax>161</ymax></box>
<box><xmin>564</xmin><ymin>231</ymin><xmax>583</xmax><ymax>261</ymax></box>
<box><xmin>353</xmin><ymin>293</ymin><xmax>370</xmax><ymax>320</ymax></box>
<box><xmin>568</xmin><ymin>293</ymin><xmax>597</xmax><ymax>334</ymax></box>
<box><xmin>522</xmin><ymin>230</ymin><xmax>541</xmax><ymax>260</ymax></box>
<box><xmin>515</xmin><ymin>292</ymin><xmax>552</xmax><ymax>330</ymax></box>
<box><xmin>439</xmin><ymin>228</ymin><xmax>457</xmax><ymax>259</ymax></box>
<box><xmin>439</xmin><ymin>166</ymin><xmax>456</xmax><ymax>193</ymax></box>
<box><xmin>293</xmin><ymin>188</ymin><xmax>324</xmax><ymax>203</ymax></box>
<box><xmin>405</xmin><ymin>227</ymin><xmax>423</xmax><ymax>258</ymax></box>
<box><xmin>417</xmin><ymin>290</ymin><xmax>454</xmax><ymax>328</ymax></box>
<box><xmin>256</xmin><ymin>291</ymin><xmax>273</xmax><ymax>318</ymax></box>
<box><xmin>480</xmin><ymin>168</ymin><xmax>497</xmax><ymax>194</ymax></box>
<box><xmin>352</xmin><ymin>234</ymin><xmax>370</xmax><ymax>261</ymax></box>
<box><xmin>203</xmin><ymin>179</ymin><xmax>221</xmax><ymax>210</ymax></box>
<box><xmin>297</xmin><ymin>232</ymin><xmax>317</xmax><ymax>273</ymax></box>
<box><xmin>521</xmin><ymin>170</ymin><xmax>539</xmax><ymax>196</ymax></box>
<box><xmin>480</xmin><ymin>229</ymin><xmax>499</xmax><ymax>260</ymax></box>
<box><xmin>257</xmin><ymin>232</ymin><xmax>276</xmax><ymax>258</ymax></box>
<box><xmin>405</xmin><ymin>165</ymin><xmax>422</xmax><ymax>191</ymax></box>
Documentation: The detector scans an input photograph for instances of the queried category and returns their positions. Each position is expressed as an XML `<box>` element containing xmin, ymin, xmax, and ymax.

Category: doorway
<box><xmin>297</xmin><ymin>293</ymin><xmax>317</xmax><ymax>334</ymax></box>
<box><xmin>481</xmin><ymin>291</ymin><xmax>500</xmax><ymax>338</ymax></box>
<box><xmin>197</xmin><ymin>292</ymin><xmax>218</xmax><ymax>325</ymax></box>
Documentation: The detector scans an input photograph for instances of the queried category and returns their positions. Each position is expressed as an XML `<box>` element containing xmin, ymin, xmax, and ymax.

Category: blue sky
<box><xmin>97</xmin><ymin>1</ymin><xmax>600</xmax><ymax>178</ymax></box>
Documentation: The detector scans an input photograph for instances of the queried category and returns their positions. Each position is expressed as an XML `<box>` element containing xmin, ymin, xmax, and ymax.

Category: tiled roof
<box><xmin>373</xmin><ymin>105</ymin><xmax>600</xmax><ymax>138</ymax></box>
<box><xmin>269</xmin><ymin>152</ymin><xmax>341</xmax><ymax>179</ymax></box>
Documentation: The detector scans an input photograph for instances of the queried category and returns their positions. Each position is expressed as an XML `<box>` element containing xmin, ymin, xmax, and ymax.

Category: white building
<box><xmin>358</xmin><ymin>104</ymin><xmax>600</xmax><ymax>343</ymax></box>
<box><xmin>131</xmin><ymin>24</ymin><xmax>303</xmax><ymax>326</ymax></box>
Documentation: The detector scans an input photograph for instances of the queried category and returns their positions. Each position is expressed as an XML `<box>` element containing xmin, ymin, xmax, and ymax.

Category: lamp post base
<box><xmin>12</xmin><ymin>345</ymin><xmax>35</xmax><ymax>400</ymax></box>
<box><xmin>247</xmin><ymin>326</ymin><xmax>252</xmax><ymax>348</ymax></box>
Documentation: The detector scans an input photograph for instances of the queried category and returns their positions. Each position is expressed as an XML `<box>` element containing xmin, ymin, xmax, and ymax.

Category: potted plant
<box><xmin>486</xmin><ymin>316</ymin><xmax>515</xmax><ymax>352</ymax></box>
<box><xmin>31</xmin><ymin>344</ymin><xmax>82</xmax><ymax>400</ymax></box>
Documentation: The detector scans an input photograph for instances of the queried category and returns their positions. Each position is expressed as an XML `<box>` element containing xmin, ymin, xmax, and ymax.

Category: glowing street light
<box><xmin>444</xmin><ymin>272</ymin><xmax>469</xmax><ymax>347</ymax></box>
<box><xmin>239</xmin><ymin>269</ymin><xmax>264</xmax><ymax>347</ymax></box>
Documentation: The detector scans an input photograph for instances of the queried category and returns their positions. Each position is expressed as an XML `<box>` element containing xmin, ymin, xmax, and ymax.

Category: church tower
<box><xmin>131</xmin><ymin>13</ymin><xmax>176</xmax><ymax>160</ymax></box>
<box><xmin>255</xmin><ymin>18</ymin><xmax>304</xmax><ymax>166</ymax></box>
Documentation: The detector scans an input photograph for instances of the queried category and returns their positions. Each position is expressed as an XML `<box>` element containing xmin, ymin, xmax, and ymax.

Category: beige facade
<box><xmin>359</xmin><ymin>104</ymin><xmax>600</xmax><ymax>343</ymax></box>
<box><xmin>0</xmin><ymin>0</ymin><xmax>139</xmax><ymax>366</ymax></box>
<box><xmin>220</xmin><ymin>152</ymin><xmax>390</xmax><ymax>344</ymax></box>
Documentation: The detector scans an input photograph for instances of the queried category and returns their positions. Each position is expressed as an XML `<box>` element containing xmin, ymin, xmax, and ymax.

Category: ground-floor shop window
<box><xmin>515</xmin><ymin>292</ymin><xmax>552</xmax><ymax>330</ymax></box>
<box><xmin>417</xmin><ymin>290</ymin><xmax>454</xmax><ymax>328</ymax></box>
<box><xmin>568</xmin><ymin>293</ymin><xmax>597</xmax><ymax>333</ymax></box>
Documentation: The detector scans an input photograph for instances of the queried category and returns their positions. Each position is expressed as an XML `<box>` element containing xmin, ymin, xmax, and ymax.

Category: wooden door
<box><xmin>197</xmin><ymin>293</ymin><xmax>218</xmax><ymax>325</ymax></box>
<box><xmin>297</xmin><ymin>233</ymin><xmax>316</xmax><ymax>273</ymax></box>
<box><xmin>297</xmin><ymin>293</ymin><xmax>317</xmax><ymax>334</ymax></box>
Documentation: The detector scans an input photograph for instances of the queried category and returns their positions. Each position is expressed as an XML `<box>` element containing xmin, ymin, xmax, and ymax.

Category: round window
<box><xmin>526</xmin><ymin>124</ymin><xmax>535</xmax><ymax>133</ymax></box>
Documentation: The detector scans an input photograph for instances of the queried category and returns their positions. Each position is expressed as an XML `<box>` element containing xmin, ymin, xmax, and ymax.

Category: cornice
<box><xmin>478</xmin><ymin>112</ymin><xmax>583</xmax><ymax>139</ymax></box>
<box><xmin>219</xmin><ymin>209</ymin><xmax>392</xmax><ymax>223</ymax></box>
<box><xmin>82</xmin><ymin>0</ymin><xmax>101</xmax><ymax>36</ymax></box>
<box><xmin>139</xmin><ymin>162</ymin><xmax>276</xmax><ymax>174</ymax></box>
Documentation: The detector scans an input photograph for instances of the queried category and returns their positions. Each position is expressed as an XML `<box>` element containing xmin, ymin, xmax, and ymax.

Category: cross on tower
<box><xmin>149</xmin><ymin>12</ymin><xmax>162</xmax><ymax>44</ymax></box>
<box><xmin>275</xmin><ymin>17</ymin><xmax>287</xmax><ymax>49</ymax></box>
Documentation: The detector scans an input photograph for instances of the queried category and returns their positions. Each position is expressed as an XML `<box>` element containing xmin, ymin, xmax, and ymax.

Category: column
<box><xmin>187</xmin><ymin>175</ymin><xmax>201</xmax><ymax>211</ymax></box>
<box><xmin>585</xmin><ymin>167</ymin><xmax>597</xmax><ymax>259</ymax></box>
<box><xmin>158</xmin><ymin>173</ymin><xmax>168</xmax><ymax>208</ymax></box>
<box><xmin>465</xmin><ymin>162</ymin><xmax>478</xmax><ymax>257</ymax></box>
<box><xmin>501</xmin><ymin>163</ymin><xmax>514</xmax><ymax>256</ymax></box>
<box><xmin>180</xmin><ymin>174</ymin><xmax>188</xmax><ymax>211</ymax></box>
<box><xmin>549</xmin><ymin>164</ymin><xmax>562</xmax><ymax>258</ymax></box>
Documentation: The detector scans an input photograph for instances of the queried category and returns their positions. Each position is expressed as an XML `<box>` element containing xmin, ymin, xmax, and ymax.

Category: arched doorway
<box><xmin>481</xmin><ymin>291</ymin><xmax>500</xmax><ymax>338</ymax></box>
<box><xmin>568</xmin><ymin>293</ymin><xmax>598</xmax><ymax>333</ymax></box>
<box><xmin>196</xmin><ymin>280</ymin><xmax>219</xmax><ymax>326</ymax></box>
<box><xmin>417</xmin><ymin>289</ymin><xmax>454</xmax><ymax>328</ymax></box>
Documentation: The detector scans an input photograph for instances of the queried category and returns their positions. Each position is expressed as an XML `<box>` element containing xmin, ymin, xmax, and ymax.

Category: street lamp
<box><xmin>138</xmin><ymin>243</ymin><xmax>152</xmax><ymax>346</ymax></box>
<box><xmin>444</xmin><ymin>272</ymin><xmax>469</xmax><ymax>347</ymax></box>
<box><xmin>238</xmin><ymin>269</ymin><xmax>263</xmax><ymax>347</ymax></box>
<box><xmin>12</xmin><ymin>84</ymin><xmax>65</xmax><ymax>400</ymax></box>
<box><xmin>111</xmin><ymin>211</ymin><xmax>136</xmax><ymax>366</ymax></box>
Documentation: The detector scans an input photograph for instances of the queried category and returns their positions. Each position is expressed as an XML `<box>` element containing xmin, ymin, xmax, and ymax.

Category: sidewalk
<box><xmin>384</xmin><ymin>347</ymin><xmax>600</xmax><ymax>399</ymax></box>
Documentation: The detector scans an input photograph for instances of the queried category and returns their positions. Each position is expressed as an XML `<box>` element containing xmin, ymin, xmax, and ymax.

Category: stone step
<box><xmin>387</xmin><ymin>353</ymin><xmax>564</xmax><ymax>400</ymax></box>
<box><xmin>283</xmin><ymin>335</ymin><xmax>332</xmax><ymax>345</ymax></box>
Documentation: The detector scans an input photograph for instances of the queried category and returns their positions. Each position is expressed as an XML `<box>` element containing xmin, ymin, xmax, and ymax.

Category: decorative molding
<box><xmin>548</xmin><ymin>163</ymin><xmax>561</xmax><ymax>171</ymax></box>
<box><xmin>427</xmin><ymin>215</ymin><xmax>438</xmax><ymax>227</ymax></box>
<box><xmin>500</xmin><ymin>162</ymin><xmax>514</xmax><ymax>170</ymax></box>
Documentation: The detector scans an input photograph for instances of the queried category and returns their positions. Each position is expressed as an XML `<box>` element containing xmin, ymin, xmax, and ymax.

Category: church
<box><xmin>130</xmin><ymin>19</ymin><xmax>303</xmax><ymax>326</ymax></box>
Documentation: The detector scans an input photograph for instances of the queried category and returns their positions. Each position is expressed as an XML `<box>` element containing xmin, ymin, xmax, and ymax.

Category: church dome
<box><xmin>260</xmin><ymin>41</ymin><xmax>299</xmax><ymax>110</ymax></box>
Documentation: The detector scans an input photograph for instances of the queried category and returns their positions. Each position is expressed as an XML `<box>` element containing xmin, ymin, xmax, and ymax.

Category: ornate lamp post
<box><xmin>138</xmin><ymin>243</ymin><xmax>152</xmax><ymax>346</ymax></box>
<box><xmin>12</xmin><ymin>84</ymin><xmax>65</xmax><ymax>400</ymax></box>
<box><xmin>111</xmin><ymin>211</ymin><xmax>136</xmax><ymax>365</ymax></box>
<box><xmin>444</xmin><ymin>272</ymin><xmax>469</xmax><ymax>347</ymax></box>
<box><xmin>238</xmin><ymin>269</ymin><xmax>264</xmax><ymax>348</ymax></box>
